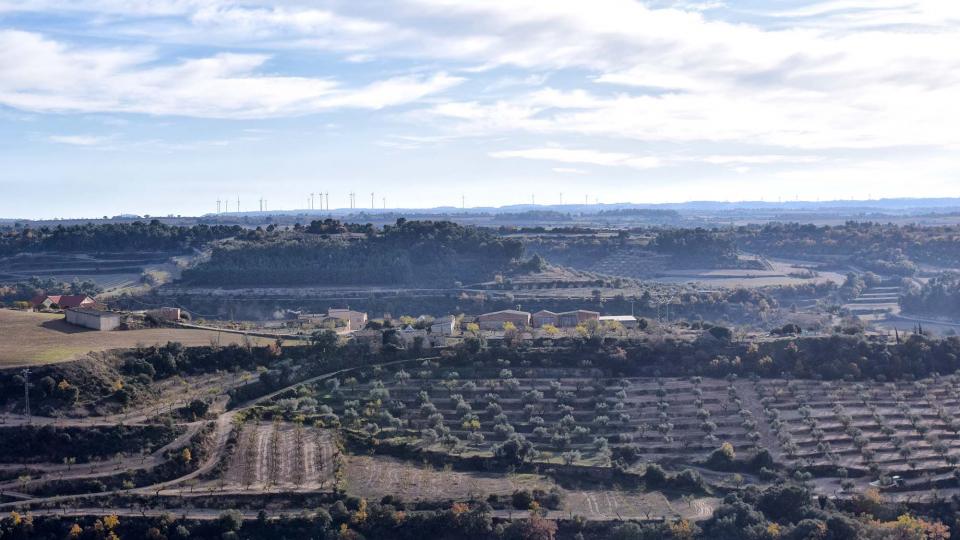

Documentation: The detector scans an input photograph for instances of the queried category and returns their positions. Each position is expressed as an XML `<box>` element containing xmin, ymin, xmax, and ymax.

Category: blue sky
<box><xmin>1</xmin><ymin>0</ymin><xmax>959</xmax><ymax>219</ymax></box>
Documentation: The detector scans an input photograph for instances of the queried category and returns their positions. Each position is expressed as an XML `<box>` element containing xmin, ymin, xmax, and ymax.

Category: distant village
<box><xmin>20</xmin><ymin>293</ymin><xmax>641</xmax><ymax>348</ymax></box>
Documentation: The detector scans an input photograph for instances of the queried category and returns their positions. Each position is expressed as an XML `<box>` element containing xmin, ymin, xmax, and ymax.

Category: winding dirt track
<box><xmin>0</xmin><ymin>354</ymin><xmax>721</xmax><ymax>524</ymax></box>
<box><xmin>0</xmin><ymin>356</ymin><xmax>435</xmax><ymax>510</ymax></box>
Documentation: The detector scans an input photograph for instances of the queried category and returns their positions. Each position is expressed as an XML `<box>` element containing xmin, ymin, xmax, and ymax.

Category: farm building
<box><xmin>65</xmin><ymin>308</ymin><xmax>122</xmax><ymax>331</ymax></box>
<box><xmin>146</xmin><ymin>307</ymin><xmax>182</xmax><ymax>321</ymax></box>
<box><xmin>600</xmin><ymin>315</ymin><xmax>640</xmax><ymax>329</ymax></box>
<box><xmin>531</xmin><ymin>310</ymin><xmax>558</xmax><ymax>328</ymax></box>
<box><xmin>399</xmin><ymin>325</ymin><xmax>428</xmax><ymax>347</ymax></box>
<box><xmin>476</xmin><ymin>309</ymin><xmax>531</xmax><ymax>330</ymax></box>
<box><xmin>430</xmin><ymin>315</ymin><xmax>458</xmax><ymax>336</ymax></box>
<box><xmin>557</xmin><ymin>310</ymin><xmax>600</xmax><ymax>328</ymax></box>
<box><xmin>326</xmin><ymin>308</ymin><xmax>368</xmax><ymax>331</ymax></box>
<box><xmin>30</xmin><ymin>294</ymin><xmax>96</xmax><ymax>310</ymax></box>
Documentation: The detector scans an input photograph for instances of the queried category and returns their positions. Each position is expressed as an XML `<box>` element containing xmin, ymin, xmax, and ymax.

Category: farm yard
<box><xmin>0</xmin><ymin>309</ymin><xmax>274</xmax><ymax>367</ymax></box>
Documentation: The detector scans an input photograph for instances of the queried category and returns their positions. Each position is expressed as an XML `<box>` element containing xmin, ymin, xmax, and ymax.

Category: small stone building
<box><xmin>65</xmin><ymin>308</ymin><xmax>122</xmax><ymax>331</ymax></box>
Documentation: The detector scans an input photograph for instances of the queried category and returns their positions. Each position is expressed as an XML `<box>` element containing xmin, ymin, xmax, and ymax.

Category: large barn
<box><xmin>476</xmin><ymin>309</ymin><xmax>531</xmax><ymax>330</ymax></box>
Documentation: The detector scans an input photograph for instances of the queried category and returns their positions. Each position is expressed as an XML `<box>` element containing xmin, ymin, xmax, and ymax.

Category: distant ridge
<box><xmin>197</xmin><ymin>197</ymin><xmax>960</xmax><ymax>218</ymax></box>
<box><xmin>2</xmin><ymin>197</ymin><xmax>959</xmax><ymax>223</ymax></box>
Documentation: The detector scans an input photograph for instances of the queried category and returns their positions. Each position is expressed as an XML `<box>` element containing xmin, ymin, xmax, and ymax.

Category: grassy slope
<box><xmin>0</xmin><ymin>309</ymin><xmax>271</xmax><ymax>368</ymax></box>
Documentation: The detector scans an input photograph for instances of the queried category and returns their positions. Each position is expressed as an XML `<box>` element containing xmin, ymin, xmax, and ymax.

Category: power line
<box><xmin>21</xmin><ymin>368</ymin><xmax>31</xmax><ymax>423</ymax></box>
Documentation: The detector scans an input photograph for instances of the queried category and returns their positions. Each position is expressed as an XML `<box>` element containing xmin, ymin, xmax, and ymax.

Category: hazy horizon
<box><xmin>3</xmin><ymin>195</ymin><xmax>960</xmax><ymax>222</ymax></box>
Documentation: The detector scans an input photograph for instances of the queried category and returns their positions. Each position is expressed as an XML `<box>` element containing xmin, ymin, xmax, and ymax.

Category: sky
<box><xmin>1</xmin><ymin>0</ymin><xmax>959</xmax><ymax>219</ymax></box>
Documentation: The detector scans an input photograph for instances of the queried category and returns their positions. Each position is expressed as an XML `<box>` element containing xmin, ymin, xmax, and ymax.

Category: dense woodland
<box><xmin>0</xmin><ymin>221</ymin><xmax>242</xmax><ymax>255</ymax></box>
<box><xmin>900</xmin><ymin>272</ymin><xmax>960</xmax><ymax>318</ymax></box>
<box><xmin>734</xmin><ymin>222</ymin><xmax>960</xmax><ymax>275</ymax></box>
<box><xmin>652</xmin><ymin>228</ymin><xmax>738</xmax><ymax>264</ymax></box>
<box><xmin>0</xmin><ymin>425</ymin><xmax>179</xmax><ymax>463</ymax></box>
<box><xmin>182</xmin><ymin>219</ymin><xmax>525</xmax><ymax>287</ymax></box>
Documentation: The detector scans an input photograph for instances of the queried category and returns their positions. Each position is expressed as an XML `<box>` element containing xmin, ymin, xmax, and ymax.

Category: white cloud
<box><xmin>491</xmin><ymin>148</ymin><xmax>663</xmax><ymax>169</ymax></box>
<box><xmin>551</xmin><ymin>167</ymin><xmax>587</xmax><ymax>175</ymax></box>
<box><xmin>47</xmin><ymin>134</ymin><xmax>110</xmax><ymax>146</ymax></box>
<box><xmin>2</xmin><ymin>0</ymin><xmax>960</xmax><ymax>204</ymax></box>
<box><xmin>489</xmin><ymin>147</ymin><xmax>825</xmax><ymax>171</ymax></box>
<box><xmin>698</xmin><ymin>155</ymin><xmax>824</xmax><ymax>165</ymax></box>
<box><xmin>401</xmin><ymin>0</ymin><xmax>960</xmax><ymax>150</ymax></box>
<box><xmin>0</xmin><ymin>30</ymin><xmax>462</xmax><ymax>118</ymax></box>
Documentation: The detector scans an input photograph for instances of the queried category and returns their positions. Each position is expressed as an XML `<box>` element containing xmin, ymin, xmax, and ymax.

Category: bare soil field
<box><xmin>0</xmin><ymin>309</ymin><xmax>273</xmax><ymax>367</ymax></box>
<box><xmin>219</xmin><ymin>422</ymin><xmax>335</xmax><ymax>491</ymax></box>
<box><xmin>563</xmin><ymin>490</ymin><xmax>719</xmax><ymax>521</ymax></box>
<box><xmin>346</xmin><ymin>454</ymin><xmax>547</xmax><ymax>501</ymax></box>
<box><xmin>345</xmin><ymin>453</ymin><xmax>719</xmax><ymax>520</ymax></box>
<box><xmin>651</xmin><ymin>258</ymin><xmax>845</xmax><ymax>288</ymax></box>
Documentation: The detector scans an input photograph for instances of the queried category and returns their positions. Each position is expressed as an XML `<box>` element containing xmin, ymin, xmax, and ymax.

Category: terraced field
<box><xmin>759</xmin><ymin>376</ymin><xmax>960</xmax><ymax>481</ymax></box>
<box><xmin>307</xmin><ymin>369</ymin><xmax>762</xmax><ymax>465</ymax></box>
<box><xmin>275</xmin><ymin>364</ymin><xmax>960</xmax><ymax>502</ymax></box>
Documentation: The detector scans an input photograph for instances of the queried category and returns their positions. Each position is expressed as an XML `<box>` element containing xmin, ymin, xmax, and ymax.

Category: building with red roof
<box><xmin>29</xmin><ymin>294</ymin><xmax>96</xmax><ymax>310</ymax></box>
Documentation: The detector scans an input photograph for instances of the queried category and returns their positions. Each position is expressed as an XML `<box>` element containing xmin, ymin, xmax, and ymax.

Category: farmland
<box><xmin>0</xmin><ymin>252</ymin><xmax>180</xmax><ymax>294</ymax></box>
<box><xmin>0</xmin><ymin>309</ymin><xmax>273</xmax><ymax>367</ymax></box>
<box><xmin>4</xmin><ymin>335</ymin><xmax>960</xmax><ymax>539</ymax></box>
<box><xmin>217</xmin><ymin>421</ymin><xmax>336</xmax><ymax>491</ymax></box>
<box><xmin>303</xmin><ymin>370</ymin><xmax>762</xmax><ymax>464</ymax></box>
<box><xmin>758</xmin><ymin>376</ymin><xmax>960</xmax><ymax>494</ymax></box>
<box><xmin>259</xmin><ymin>358</ymin><xmax>960</xmax><ymax>505</ymax></box>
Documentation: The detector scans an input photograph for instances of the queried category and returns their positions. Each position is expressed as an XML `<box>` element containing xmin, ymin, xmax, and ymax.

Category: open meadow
<box><xmin>0</xmin><ymin>309</ymin><xmax>273</xmax><ymax>367</ymax></box>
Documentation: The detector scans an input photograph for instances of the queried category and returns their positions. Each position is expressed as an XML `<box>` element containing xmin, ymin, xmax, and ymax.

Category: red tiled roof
<box><xmin>58</xmin><ymin>295</ymin><xmax>95</xmax><ymax>308</ymax></box>
<box><xmin>29</xmin><ymin>294</ymin><xmax>94</xmax><ymax>308</ymax></box>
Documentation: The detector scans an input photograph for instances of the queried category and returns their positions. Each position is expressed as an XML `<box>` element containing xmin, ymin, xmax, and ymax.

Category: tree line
<box><xmin>182</xmin><ymin>219</ymin><xmax>525</xmax><ymax>287</ymax></box>
<box><xmin>901</xmin><ymin>272</ymin><xmax>960</xmax><ymax>318</ymax></box>
<box><xmin>0</xmin><ymin>220</ymin><xmax>243</xmax><ymax>255</ymax></box>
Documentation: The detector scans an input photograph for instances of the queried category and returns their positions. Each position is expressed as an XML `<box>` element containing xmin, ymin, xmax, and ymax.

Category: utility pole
<box><xmin>310</xmin><ymin>192</ymin><xmax>315</xmax><ymax>210</ymax></box>
<box><xmin>236</xmin><ymin>196</ymin><xmax>240</xmax><ymax>213</ymax></box>
<box><xmin>21</xmin><ymin>368</ymin><xmax>31</xmax><ymax>423</ymax></box>
<box><xmin>216</xmin><ymin>199</ymin><xmax>221</xmax><ymax>214</ymax></box>
<box><xmin>371</xmin><ymin>192</ymin><xmax>375</xmax><ymax>210</ymax></box>
<box><xmin>325</xmin><ymin>192</ymin><xmax>330</xmax><ymax>211</ymax></box>
<box><xmin>462</xmin><ymin>195</ymin><xmax>465</xmax><ymax>209</ymax></box>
